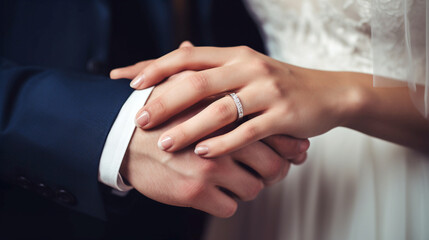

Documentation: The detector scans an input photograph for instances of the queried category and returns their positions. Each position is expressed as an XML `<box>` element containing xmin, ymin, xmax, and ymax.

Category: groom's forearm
<box><xmin>0</xmin><ymin>58</ymin><xmax>133</xmax><ymax>219</ymax></box>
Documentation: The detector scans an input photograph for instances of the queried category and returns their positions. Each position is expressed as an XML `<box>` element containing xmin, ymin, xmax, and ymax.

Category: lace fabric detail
<box><xmin>371</xmin><ymin>0</ymin><xmax>420</xmax><ymax>83</ymax></box>
<box><xmin>204</xmin><ymin>3</ymin><xmax>429</xmax><ymax>240</ymax></box>
<box><xmin>204</xmin><ymin>123</ymin><xmax>429</xmax><ymax>240</ymax></box>
<box><xmin>245</xmin><ymin>0</ymin><xmax>428</xmax><ymax>117</ymax></box>
<box><xmin>245</xmin><ymin>0</ymin><xmax>374</xmax><ymax>73</ymax></box>
<box><xmin>371</xmin><ymin>0</ymin><xmax>428</xmax><ymax>116</ymax></box>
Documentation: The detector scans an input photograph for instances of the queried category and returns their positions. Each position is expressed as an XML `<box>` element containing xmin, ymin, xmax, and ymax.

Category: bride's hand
<box><xmin>114</xmin><ymin>46</ymin><xmax>353</xmax><ymax>157</ymax></box>
<box><xmin>111</xmin><ymin>42</ymin><xmax>310</xmax><ymax>162</ymax></box>
<box><xmin>110</xmin><ymin>41</ymin><xmax>194</xmax><ymax>80</ymax></box>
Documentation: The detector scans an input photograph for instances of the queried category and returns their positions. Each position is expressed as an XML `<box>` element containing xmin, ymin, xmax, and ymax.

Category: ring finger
<box><xmin>135</xmin><ymin>64</ymin><xmax>251</xmax><ymax>129</ymax></box>
<box><xmin>157</xmin><ymin>87</ymin><xmax>268</xmax><ymax>152</ymax></box>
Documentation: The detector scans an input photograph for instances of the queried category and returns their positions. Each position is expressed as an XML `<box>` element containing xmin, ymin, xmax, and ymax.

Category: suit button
<box><xmin>16</xmin><ymin>176</ymin><xmax>32</xmax><ymax>190</ymax></box>
<box><xmin>35</xmin><ymin>183</ymin><xmax>54</xmax><ymax>199</ymax></box>
<box><xmin>86</xmin><ymin>59</ymin><xmax>106</xmax><ymax>75</ymax></box>
<box><xmin>56</xmin><ymin>189</ymin><xmax>77</xmax><ymax>206</ymax></box>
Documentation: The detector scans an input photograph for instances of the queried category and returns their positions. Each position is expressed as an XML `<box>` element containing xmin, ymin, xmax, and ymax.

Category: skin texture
<box><xmin>112</xmin><ymin>42</ymin><xmax>310</xmax><ymax>162</ymax></box>
<box><xmin>113</xmin><ymin>45</ymin><xmax>429</xmax><ymax>157</ymax></box>
<box><xmin>119</xmin><ymin>69</ymin><xmax>308</xmax><ymax>218</ymax></box>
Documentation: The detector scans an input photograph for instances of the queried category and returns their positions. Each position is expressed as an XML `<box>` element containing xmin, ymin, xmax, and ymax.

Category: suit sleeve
<box><xmin>0</xmin><ymin>58</ymin><xmax>133</xmax><ymax>219</ymax></box>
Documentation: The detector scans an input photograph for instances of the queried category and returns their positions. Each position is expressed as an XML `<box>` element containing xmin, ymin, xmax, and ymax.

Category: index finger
<box><xmin>129</xmin><ymin>46</ymin><xmax>243</xmax><ymax>89</ymax></box>
<box><xmin>110</xmin><ymin>60</ymin><xmax>154</xmax><ymax>80</ymax></box>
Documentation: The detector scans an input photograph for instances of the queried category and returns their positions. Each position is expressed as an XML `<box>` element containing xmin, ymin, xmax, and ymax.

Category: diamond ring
<box><xmin>229</xmin><ymin>93</ymin><xmax>244</xmax><ymax>120</ymax></box>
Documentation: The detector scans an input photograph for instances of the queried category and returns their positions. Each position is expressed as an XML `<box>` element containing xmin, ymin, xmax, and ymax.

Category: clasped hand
<box><xmin>117</xmin><ymin>70</ymin><xmax>308</xmax><ymax>218</ymax></box>
<box><xmin>112</xmin><ymin>44</ymin><xmax>348</xmax><ymax>157</ymax></box>
<box><xmin>111</xmin><ymin>43</ymin><xmax>326</xmax><ymax>217</ymax></box>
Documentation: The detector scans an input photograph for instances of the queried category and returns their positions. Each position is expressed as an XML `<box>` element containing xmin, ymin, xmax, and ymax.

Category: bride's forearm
<box><xmin>332</xmin><ymin>71</ymin><xmax>429</xmax><ymax>153</ymax></box>
<box><xmin>111</xmin><ymin>45</ymin><xmax>428</xmax><ymax>157</ymax></box>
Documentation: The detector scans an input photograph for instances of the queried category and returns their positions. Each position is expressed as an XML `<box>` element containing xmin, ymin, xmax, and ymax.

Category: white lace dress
<box><xmin>203</xmin><ymin>1</ymin><xmax>429</xmax><ymax>239</ymax></box>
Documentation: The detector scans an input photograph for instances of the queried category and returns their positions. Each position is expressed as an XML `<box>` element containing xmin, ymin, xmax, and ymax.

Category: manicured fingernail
<box><xmin>158</xmin><ymin>136</ymin><xmax>173</xmax><ymax>150</ymax></box>
<box><xmin>194</xmin><ymin>146</ymin><xmax>209</xmax><ymax>156</ymax></box>
<box><xmin>135</xmin><ymin>111</ymin><xmax>149</xmax><ymax>127</ymax></box>
<box><xmin>130</xmin><ymin>74</ymin><xmax>145</xmax><ymax>88</ymax></box>
<box><xmin>299</xmin><ymin>141</ymin><xmax>309</xmax><ymax>152</ymax></box>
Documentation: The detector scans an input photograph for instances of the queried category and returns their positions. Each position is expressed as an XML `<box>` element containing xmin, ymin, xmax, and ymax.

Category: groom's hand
<box><xmin>119</xmin><ymin>73</ymin><xmax>306</xmax><ymax>218</ymax></box>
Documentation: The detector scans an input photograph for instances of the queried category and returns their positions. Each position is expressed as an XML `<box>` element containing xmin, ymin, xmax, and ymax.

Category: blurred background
<box><xmin>0</xmin><ymin>0</ymin><xmax>264</xmax><ymax>239</ymax></box>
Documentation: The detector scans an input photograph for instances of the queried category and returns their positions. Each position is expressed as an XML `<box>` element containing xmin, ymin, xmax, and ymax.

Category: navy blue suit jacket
<box><xmin>0</xmin><ymin>0</ymin><xmax>264</xmax><ymax>222</ymax></box>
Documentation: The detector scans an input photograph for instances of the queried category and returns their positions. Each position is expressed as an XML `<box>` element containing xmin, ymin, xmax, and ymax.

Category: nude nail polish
<box><xmin>158</xmin><ymin>136</ymin><xmax>173</xmax><ymax>150</ymax></box>
<box><xmin>135</xmin><ymin>111</ymin><xmax>149</xmax><ymax>127</ymax></box>
<box><xmin>194</xmin><ymin>146</ymin><xmax>209</xmax><ymax>156</ymax></box>
<box><xmin>130</xmin><ymin>74</ymin><xmax>145</xmax><ymax>88</ymax></box>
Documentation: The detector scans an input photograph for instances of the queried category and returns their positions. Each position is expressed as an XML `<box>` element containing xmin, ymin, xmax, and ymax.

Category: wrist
<box><xmin>336</xmin><ymin>72</ymin><xmax>374</xmax><ymax>129</ymax></box>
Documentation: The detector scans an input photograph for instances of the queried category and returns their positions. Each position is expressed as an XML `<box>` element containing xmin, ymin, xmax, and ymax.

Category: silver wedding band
<box><xmin>229</xmin><ymin>93</ymin><xmax>244</xmax><ymax>120</ymax></box>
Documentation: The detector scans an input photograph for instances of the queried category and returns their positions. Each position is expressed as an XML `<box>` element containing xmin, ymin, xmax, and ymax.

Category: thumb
<box><xmin>179</xmin><ymin>40</ymin><xmax>194</xmax><ymax>48</ymax></box>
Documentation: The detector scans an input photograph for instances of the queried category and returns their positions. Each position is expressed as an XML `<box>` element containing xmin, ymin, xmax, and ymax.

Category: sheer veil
<box><xmin>372</xmin><ymin>0</ymin><xmax>428</xmax><ymax>118</ymax></box>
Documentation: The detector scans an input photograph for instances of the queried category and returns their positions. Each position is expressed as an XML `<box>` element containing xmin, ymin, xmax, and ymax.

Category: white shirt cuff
<box><xmin>98</xmin><ymin>87</ymin><xmax>154</xmax><ymax>191</ymax></box>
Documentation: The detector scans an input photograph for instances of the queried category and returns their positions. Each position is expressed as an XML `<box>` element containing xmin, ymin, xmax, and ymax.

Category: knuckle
<box><xmin>264</xmin><ymin>80</ymin><xmax>283</xmax><ymax>99</ymax></box>
<box><xmin>243</xmin><ymin>124</ymin><xmax>260</xmax><ymax>142</ymax></box>
<box><xmin>236</xmin><ymin>45</ymin><xmax>254</xmax><ymax>57</ymax></box>
<box><xmin>168</xmin><ymin>70</ymin><xmax>194</xmax><ymax>83</ymax></box>
<box><xmin>188</xmin><ymin>72</ymin><xmax>210</xmax><ymax>93</ymax></box>
<box><xmin>273</xmin><ymin>136</ymin><xmax>301</xmax><ymax>157</ymax></box>
<box><xmin>178</xmin><ymin>70</ymin><xmax>195</xmax><ymax>79</ymax></box>
<box><xmin>290</xmin><ymin>140</ymin><xmax>302</xmax><ymax>155</ymax></box>
<box><xmin>178</xmin><ymin>180</ymin><xmax>206</xmax><ymax>204</ymax></box>
<box><xmin>252</xmin><ymin>59</ymin><xmax>273</xmax><ymax>76</ymax></box>
<box><xmin>220</xmin><ymin>201</ymin><xmax>238</xmax><ymax>218</ymax></box>
<box><xmin>294</xmin><ymin>152</ymin><xmax>308</xmax><ymax>165</ymax></box>
<box><xmin>199</xmin><ymin>160</ymin><xmax>219</xmax><ymax>176</ymax></box>
<box><xmin>177</xmin><ymin>46</ymin><xmax>194</xmax><ymax>59</ymax></box>
<box><xmin>146</xmin><ymin>60</ymin><xmax>160</xmax><ymax>74</ymax></box>
<box><xmin>213</xmin><ymin>102</ymin><xmax>235</xmax><ymax>123</ymax></box>
<box><xmin>148</xmin><ymin>98</ymin><xmax>167</xmax><ymax>116</ymax></box>
<box><xmin>263</xmin><ymin>158</ymin><xmax>283</xmax><ymax>180</ymax></box>
<box><xmin>243</xmin><ymin>180</ymin><xmax>264</xmax><ymax>201</ymax></box>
